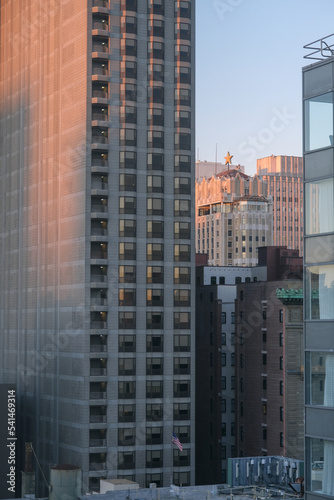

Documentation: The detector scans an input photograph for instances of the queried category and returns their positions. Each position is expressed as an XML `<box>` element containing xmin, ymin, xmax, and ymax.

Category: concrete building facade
<box><xmin>196</xmin><ymin>170</ymin><xmax>273</xmax><ymax>266</ymax></box>
<box><xmin>257</xmin><ymin>155</ymin><xmax>303</xmax><ymax>255</ymax></box>
<box><xmin>0</xmin><ymin>0</ymin><xmax>195</xmax><ymax>494</ymax></box>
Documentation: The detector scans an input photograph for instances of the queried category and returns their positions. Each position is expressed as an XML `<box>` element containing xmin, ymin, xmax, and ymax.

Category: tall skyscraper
<box><xmin>303</xmin><ymin>38</ymin><xmax>334</xmax><ymax>499</ymax></box>
<box><xmin>0</xmin><ymin>0</ymin><xmax>195</xmax><ymax>494</ymax></box>
<box><xmin>257</xmin><ymin>155</ymin><xmax>304</xmax><ymax>255</ymax></box>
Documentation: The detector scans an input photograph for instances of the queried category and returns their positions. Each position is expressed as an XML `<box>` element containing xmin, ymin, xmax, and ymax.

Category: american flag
<box><xmin>172</xmin><ymin>432</ymin><xmax>183</xmax><ymax>452</ymax></box>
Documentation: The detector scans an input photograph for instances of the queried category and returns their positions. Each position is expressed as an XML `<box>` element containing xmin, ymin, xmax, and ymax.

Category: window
<box><xmin>119</xmin><ymin>289</ymin><xmax>136</xmax><ymax>306</ymax></box>
<box><xmin>262</xmin><ymin>403</ymin><xmax>267</xmax><ymax>415</ymax></box>
<box><xmin>148</xmin><ymin>130</ymin><xmax>164</xmax><ymax>149</ymax></box>
<box><xmin>148</xmin><ymin>18</ymin><xmax>164</xmax><ymax>37</ymax></box>
<box><xmin>147</xmin><ymin>107</ymin><xmax>164</xmax><ymax>126</ymax></box>
<box><xmin>175</xmin><ymin>110</ymin><xmax>191</xmax><ymax>128</ymax></box>
<box><xmin>175</xmin><ymin>154</ymin><xmax>191</xmax><ymax>172</ymax></box>
<box><xmin>221</xmin><ymin>312</ymin><xmax>226</xmax><ymax>324</ymax></box>
<box><xmin>146</xmin><ymin>358</ymin><xmax>163</xmax><ymax>375</ymax></box>
<box><xmin>119</xmin><ymin>312</ymin><xmax>136</xmax><ymax>329</ymax></box>
<box><xmin>148</xmin><ymin>85</ymin><xmax>164</xmax><ymax>104</ymax></box>
<box><xmin>231</xmin><ymin>353</ymin><xmax>235</xmax><ymax>366</ymax></box>
<box><xmin>174</xmin><ymin>244</ymin><xmax>190</xmax><ymax>262</ymax></box>
<box><xmin>118</xmin><ymin>428</ymin><xmax>135</xmax><ymax>447</ymax></box>
<box><xmin>175</xmin><ymin>87</ymin><xmax>191</xmax><ymax>106</ymax></box>
<box><xmin>121</xmin><ymin>0</ymin><xmax>137</xmax><ymax>12</ymax></box>
<box><xmin>263</xmin><ymin>378</ymin><xmax>267</xmax><ymax>390</ymax></box>
<box><xmin>175</xmin><ymin>132</ymin><xmax>191</xmax><ymax>150</ymax></box>
<box><xmin>148</xmin><ymin>0</ymin><xmax>164</xmax><ymax>15</ymax></box>
<box><xmin>305</xmin><ymin>178</ymin><xmax>334</xmax><ymax>235</ymax></box>
<box><xmin>221</xmin><ymin>353</ymin><xmax>226</xmax><ymax>366</ymax></box>
<box><xmin>231</xmin><ymin>312</ymin><xmax>235</xmax><ymax>324</ymax></box>
<box><xmin>118</xmin><ymin>451</ymin><xmax>135</xmax><ymax>470</ymax></box>
<box><xmin>174</xmin><ymin>334</ymin><xmax>190</xmax><ymax>352</ymax></box>
<box><xmin>175</xmin><ymin>21</ymin><xmax>191</xmax><ymax>40</ymax></box>
<box><xmin>174</xmin><ymin>177</ymin><xmax>191</xmax><ymax>194</ymax></box>
<box><xmin>262</xmin><ymin>353</ymin><xmax>267</xmax><ymax>365</ymax></box>
<box><xmin>280</xmin><ymin>406</ymin><xmax>283</xmax><ymax>421</ymax></box>
<box><xmin>173</xmin><ymin>403</ymin><xmax>190</xmax><ymax>420</ymax></box>
<box><xmin>305</xmin><ymin>265</ymin><xmax>334</xmax><ymax>319</ymax></box>
<box><xmin>120</xmin><ymin>83</ymin><xmax>137</xmax><ymax>102</ymax></box>
<box><xmin>306</xmin><ymin>352</ymin><xmax>334</xmax><ymax>406</ymax></box>
<box><xmin>146</xmin><ymin>312</ymin><xmax>163</xmax><ymax>329</ymax></box>
<box><xmin>119</xmin><ymin>242</ymin><xmax>136</xmax><ymax>260</ymax></box>
<box><xmin>119</xmin><ymin>265</ymin><xmax>136</xmax><ymax>283</ymax></box>
<box><xmin>147</xmin><ymin>220</ymin><xmax>164</xmax><ymax>238</ymax></box>
<box><xmin>121</xmin><ymin>38</ymin><xmax>137</xmax><ymax>57</ymax></box>
<box><xmin>174</xmin><ymin>199</ymin><xmax>190</xmax><ymax>217</ymax></box>
<box><xmin>146</xmin><ymin>427</ymin><xmax>163</xmax><ymax>445</ymax></box>
<box><xmin>279</xmin><ymin>332</ymin><xmax>283</xmax><ymax>346</ymax></box>
<box><xmin>121</xmin><ymin>13</ymin><xmax>137</xmax><ymax>33</ymax></box>
<box><xmin>146</xmin><ymin>403</ymin><xmax>163</xmax><ymax>421</ymax></box>
<box><xmin>120</xmin><ymin>151</ymin><xmax>136</xmax><ymax>169</ymax></box>
<box><xmin>280</xmin><ymin>380</ymin><xmax>283</xmax><ymax>395</ymax></box>
<box><xmin>148</xmin><ymin>63</ymin><xmax>164</xmax><ymax>83</ymax></box>
<box><xmin>279</xmin><ymin>309</ymin><xmax>283</xmax><ymax>322</ymax></box>
<box><xmin>231</xmin><ymin>399</ymin><xmax>235</xmax><ymax>412</ymax></box>
<box><xmin>147</xmin><ymin>266</ymin><xmax>163</xmax><ymax>284</ymax></box>
<box><xmin>174</xmin><ymin>357</ymin><xmax>190</xmax><ymax>375</ymax></box>
<box><xmin>118</xmin><ymin>381</ymin><xmax>136</xmax><ymax>399</ymax></box>
<box><xmin>119</xmin><ymin>335</ymin><xmax>136</xmax><ymax>352</ymax></box>
<box><xmin>280</xmin><ymin>356</ymin><xmax>283</xmax><ymax>370</ymax></box>
<box><xmin>147</xmin><ymin>289</ymin><xmax>164</xmax><ymax>306</ymax></box>
<box><xmin>147</xmin><ymin>198</ymin><xmax>164</xmax><ymax>216</ymax></box>
<box><xmin>174</xmin><ymin>267</ymin><xmax>190</xmax><ymax>284</ymax></box>
<box><xmin>118</xmin><ymin>358</ymin><xmax>136</xmax><ymax>376</ymax></box>
<box><xmin>146</xmin><ymin>380</ymin><xmax>163</xmax><ymax>398</ymax></box>
<box><xmin>119</xmin><ymin>196</ymin><xmax>136</xmax><ymax>214</ymax></box>
<box><xmin>146</xmin><ymin>335</ymin><xmax>163</xmax><ymax>353</ymax></box>
<box><xmin>280</xmin><ymin>432</ymin><xmax>283</xmax><ymax>448</ymax></box>
<box><xmin>174</xmin><ymin>312</ymin><xmax>190</xmax><ymax>329</ymax></box>
<box><xmin>174</xmin><ymin>221</ymin><xmax>190</xmax><ymax>239</ymax></box>
<box><xmin>118</xmin><ymin>404</ymin><xmax>135</xmax><ymax>422</ymax></box>
<box><xmin>304</xmin><ymin>92</ymin><xmax>334</xmax><ymax>152</ymax></box>
<box><xmin>120</xmin><ymin>60</ymin><xmax>137</xmax><ymax>79</ymax></box>
<box><xmin>221</xmin><ymin>400</ymin><xmax>226</xmax><ymax>413</ymax></box>
<box><xmin>175</xmin><ymin>65</ymin><xmax>191</xmax><ymax>84</ymax></box>
<box><xmin>119</xmin><ymin>173</ymin><xmax>136</xmax><ymax>191</ymax></box>
<box><xmin>174</xmin><ymin>289</ymin><xmax>190</xmax><ymax>306</ymax></box>
<box><xmin>119</xmin><ymin>219</ymin><xmax>136</xmax><ymax>237</ymax></box>
<box><xmin>147</xmin><ymin>243</ymin><xmax>164</xmax><ymax>261</ymax></box>
<box><xmin>120</xmin><ymin>128</ymin><xmax>136</xmax><ymax>147</ymax></box>
<box><xmin>147</xmin><ymin>153</ymin><xmax>164</xmax><ymax>171</ymax></box>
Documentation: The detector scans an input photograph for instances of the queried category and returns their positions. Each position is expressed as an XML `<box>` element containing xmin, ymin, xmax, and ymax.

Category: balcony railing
<box><xmin>90</xmin><ymin>367</ymin><xmax>107</xmax><ymax>376</ymax></box>
<box><xmin>92</xmin><ymin>135</ymin><xmax>108</xmax><ymax>144</ymax></box>
<box><xmin>93</xmin><ymin>0</ymin><xmax>109</xmax><ymax>8</ymax></box>
<box><xmin>90</xmin><ymin>438</ymin><xmax>107</xmax><ymax>447</ymax></box>
<box><xmin>92</xmin><ymin>91</ymin><xmax>109</xmax><ymax>100</ymax></box>
<box><xmin>89</xmin><ymin>462</ymin><xmax>107</xmax><ymax>471</ymax></box>
<box><xmin>90</xmin><ymin>321</ymin><xmax>107</xmax><ymax>329</ymax></box>
<box><xmin>92</xmin><ymin>113</ymin><xmax>108</xmax><ymax>122</ymax></box>
<box><xmin>91</xmin><ymin>158</ymin><xmax>108</xmax><ymax>167</ymax></box>
<box><xmin>91</xmin><ymin>228</ymin><xmax>108</xmax><ymax>237</ymax></box>
<box><xmin>91</xmin><ymin>181</ymin><xmax>108</xmax><ymax>190</ymax></box>
<box><xmin>91</xmin><ymin>205</ymin><xmax>108</xmax><ymax>213</ymax></box>
<box><xmin>90</xmin><ymin>344</ymin><xmax>107</xmax><ymax>352</ymax></box>
<box><xmin>90</xmin><ymin>391</ymin><xmax>107</xmax><ymax>399</ymax></box>
<box><xmin>91</xmin><ymin>274</ymin><xmax>107</xmax><ymax>283</ymax></box>
<box><xmin>92</xmin><ymin>45</ymin><xmax>109</xmax><ymax>54</ymax></box>
<box><xmin>89</xmin><ymin>414</ymin><xmax>107</xmax><ymax>423</ymax></box>
<box><xmin>92</xmin><ymin>67</ymin><xmax>109</xmax><ymax>77</ymax></box>
<box><xmin>93</xmin><ymin>22</ymin><xmax>109</xmax><ymax>31</ymax></box>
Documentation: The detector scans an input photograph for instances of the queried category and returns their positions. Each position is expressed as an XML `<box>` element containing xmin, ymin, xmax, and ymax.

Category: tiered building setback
<box><xmin>196</xmin><ymin>169</ymin><xmax>273</xmax><ymax>266</ymax></box>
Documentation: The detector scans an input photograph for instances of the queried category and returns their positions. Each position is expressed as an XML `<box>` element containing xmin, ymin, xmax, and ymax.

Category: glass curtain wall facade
<box><xmin>0</xmin><ymin>0</ymin><xmax>195</xmax><ymax>494</ymax></box>
<box><xmin>303</xmin><ymin>58</ymin><xmax>334</xmax><ymax>500</ymax></box>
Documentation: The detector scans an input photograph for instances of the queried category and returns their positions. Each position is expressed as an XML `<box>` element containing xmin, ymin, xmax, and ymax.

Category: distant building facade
<box><xmin>196</xmin><ymin>264</ymin><xmax>267</xmax><ymax>485</ymax></box>
<box><xmin>196</xmin><ymin>169</ymin><xmax>273</xmax><ymax>266</ymax></box>
<box><xmin>257</xmin><ymin>155</ymin><xmax>303</xmax><ymax>255</ymax></box>
<box><xmin>234</xmin><ymin>248</ymin><xmax>303</xmax><ymax>460</ymax></box>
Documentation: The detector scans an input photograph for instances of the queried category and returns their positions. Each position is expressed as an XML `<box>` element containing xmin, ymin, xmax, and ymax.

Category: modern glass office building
<box><xmin>303</xmin><ymin>38</ymin><xmax>334</xmax><ymax>500</ymax></box>
<box><xmin>0</xmin><ymin>0</ymin><xmax>195</xmax><ymax>494</ymax></box>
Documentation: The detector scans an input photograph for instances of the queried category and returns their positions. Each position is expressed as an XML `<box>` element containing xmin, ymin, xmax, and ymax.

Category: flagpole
<box><xmin>170</xmin><ymin>431</ymin><xmax>173</xmax><ymax>486</ymax></box>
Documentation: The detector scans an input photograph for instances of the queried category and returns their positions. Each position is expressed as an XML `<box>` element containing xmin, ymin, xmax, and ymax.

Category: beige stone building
<box><xmin>196</xmin><ymin>169</ymin><xmax>273</xmax><ymax>266</ymax></box>
<box><xmin>257</xmin><ymin>155</ymin><xmax>303</xmax><ymax>255</ymax></box>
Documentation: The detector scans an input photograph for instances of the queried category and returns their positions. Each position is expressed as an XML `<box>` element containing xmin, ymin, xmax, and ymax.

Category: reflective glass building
<box><xmin>303</xmin><ymin>44</ymin><xmax>334</xmax><ymax>499</ymax></box>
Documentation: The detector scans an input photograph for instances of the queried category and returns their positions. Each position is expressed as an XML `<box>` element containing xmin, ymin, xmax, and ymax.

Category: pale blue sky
<box><xmin>196</xmin><ymin>0</ymin><xmax>334</xmax><ymax>175</ymax></box>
